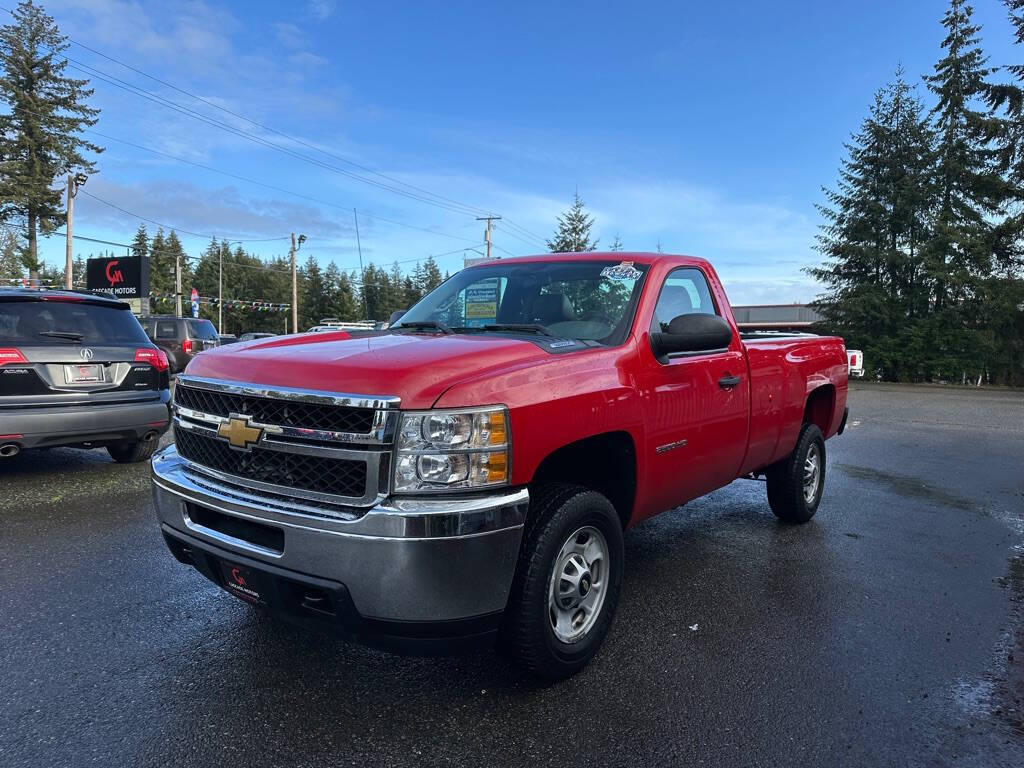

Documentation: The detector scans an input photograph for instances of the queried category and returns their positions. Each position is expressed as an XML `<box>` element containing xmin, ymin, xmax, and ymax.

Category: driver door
<box><xmin>638</xmin><ymin>267</ymin><xmax>749</xmax><ymax>513</ymax></box>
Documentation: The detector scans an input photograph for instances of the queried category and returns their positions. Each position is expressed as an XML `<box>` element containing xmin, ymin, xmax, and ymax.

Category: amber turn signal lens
<box><xmin>486</xmin><ymin>451</ymin><xmax>508</xmax><ymax>483</ymax></box>
<box><xmin>488</xmin><ymin>411</ymin><xmax>507</xmax><ymax>446</ymax></box>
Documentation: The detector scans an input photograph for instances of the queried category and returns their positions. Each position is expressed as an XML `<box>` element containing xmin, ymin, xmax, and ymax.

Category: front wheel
<box><xmin>500</xmin><ymin>484</ymin><xmax>624</xmax><ymax>680</ymax></box>
<box><xmin>765</xmin><ymin>423</ymin><xmax>826</xmax><ymax>523</ymax></box>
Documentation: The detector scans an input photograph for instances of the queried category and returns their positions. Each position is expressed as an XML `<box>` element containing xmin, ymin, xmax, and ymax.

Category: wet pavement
<box><xmin>1</xmin><ymin>383</ymin><xmax>1022</xmax><ymax>767</ymax></box>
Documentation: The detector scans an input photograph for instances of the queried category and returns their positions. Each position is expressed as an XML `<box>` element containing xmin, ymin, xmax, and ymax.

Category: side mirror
<box><xmin>387</xmin><ymin>309</ymin><xmax>406</xmax><ymax>326</ymax></box>
<box><xmin>651</xmin><ymin>313</ymin><xmax>733</xmax><ymax>360</ymax></box>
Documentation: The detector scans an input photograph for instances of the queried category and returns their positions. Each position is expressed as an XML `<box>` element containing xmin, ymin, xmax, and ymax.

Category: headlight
<box><xmin>393</xmin><ymin>406</ymin><xmax>509</xmax><ymax>492</ymax></box>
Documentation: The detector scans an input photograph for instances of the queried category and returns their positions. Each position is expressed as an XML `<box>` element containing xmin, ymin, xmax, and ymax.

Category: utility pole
<box><xmin>218</xmin><ymin>250</ymin><xmax>223</xmax><ymax>333</ymax></box>
<box><xmin>175</xmin><ymin>251</ymin><xmax>182</xmax><ymax>318</ymax></box>
<box><xmin>175</xmin><ymin>249</ymin><xmax>183</xmax><ymax>315</ymax></box>
<box><xmin>64</xmin><ymin>173</ymin><xmax>87</xmax><ymax>289</ymax></box>
<box><xmin>290</xmin><ymin>233</ymin><xmax>306</xmax><ymax>333</ymax></box>
<box><xmin>290</xmin><ymin>233</ymin><xmax>297</xmax><ymax>333</ymax></box>
<box><xmin>476</xmin><ymin>215</ymin><xmax>501</xmax><ymax>260</ymax></box>
<box><xmin>353</xmin><ymin>209</ymin><xmax>369</xmax><ymax>321</ymax></box>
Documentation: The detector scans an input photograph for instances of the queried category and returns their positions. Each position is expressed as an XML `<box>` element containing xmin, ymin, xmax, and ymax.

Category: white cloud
<box><xmin>78</xmin><ymin>178</ymin><xmax>353</xmax><ymax>243</ymax></box>
<box><xmin>307</xmin><ymin>0</ymin><xmax>337</xmax><ymax>20</ymax></box>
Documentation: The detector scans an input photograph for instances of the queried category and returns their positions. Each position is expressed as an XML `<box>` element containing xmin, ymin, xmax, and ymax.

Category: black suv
<box><xmin>140</xmin><ymin>316</ymin><xmax>220</xmax><ymax>373</ymax></box>
<box><xmin>0</xmin><ymin>289</ymin><xmax>171</xmax><ymax>462</ymax></box>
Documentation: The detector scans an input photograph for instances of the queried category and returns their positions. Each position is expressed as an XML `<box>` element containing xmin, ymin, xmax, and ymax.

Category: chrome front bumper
<box><xmin>151</xmin><ymin>444</ymin><xmax>528</xmax><ymax>624</ymax></box>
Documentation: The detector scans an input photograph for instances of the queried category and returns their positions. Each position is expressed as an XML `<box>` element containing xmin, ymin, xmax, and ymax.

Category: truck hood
<box><xmin>182</xmin><ymin>331</ymin><xmax>552</xmax><ymax>409</ymax></box>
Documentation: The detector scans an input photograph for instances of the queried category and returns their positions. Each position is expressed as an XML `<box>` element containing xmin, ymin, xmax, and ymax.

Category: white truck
<box><xmin>847</xmin><ymin>349</ymin><xmax>864</xmax><ymax>378</ymax></box>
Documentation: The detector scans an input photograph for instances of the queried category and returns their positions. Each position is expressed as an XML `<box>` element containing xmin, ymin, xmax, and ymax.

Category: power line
<box><xmin>78</xmin><ymin>189</ymin><xmax>289</xmax><ymax>243</ymax></box>
<box><xmin>81</xmin><ymin>126</ymin><xmax>485</xmax><ymax>245</ymax></box>
<box><xmin>0</xmin><ymin>4</ymin><xmax>546</xmax><ymax>247</ymax></box>
<box><xmin>1</xmin><ymin>101</ymin><xmax>488</xmax><ymax>248</ymax></box>
<box><xmin>65</xmin><ymin>57</ymin><xmax>490</xmax><ymax>219</ymax></box>
<box><xmin>63</xmin><ymin>38</ymin><xmax>502</xmax><ymax>220</ymax></box>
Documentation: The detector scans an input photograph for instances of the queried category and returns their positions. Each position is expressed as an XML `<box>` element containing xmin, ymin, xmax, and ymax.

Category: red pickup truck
<box><xmin>152</xmin><ymin>252</ymin><xmax>848</xmax><ymax>679</ymax></box>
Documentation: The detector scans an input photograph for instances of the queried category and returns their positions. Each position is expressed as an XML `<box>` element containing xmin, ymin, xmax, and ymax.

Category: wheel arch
<box><xmin>804</xmin><ymin>384</ymin><xmax>836</xmax><ymax>435</ymax></box>
<box><xmin>529</xmin><ymin>431</ymin><xmax>637</xmax><ymax>530</ymax></box>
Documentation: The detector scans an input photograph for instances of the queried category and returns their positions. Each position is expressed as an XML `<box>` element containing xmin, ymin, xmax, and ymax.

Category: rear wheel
<box><xmin>766</xmin><ymin>423</ymin><xmax>825</xmax><ymax>523</ymax></box>
<box><xmin>107</xmin><ymin>433</ymin><xmax>159</xmax><ymax>464</ymax></box>
<box><xmin>500</xmin><ymin>484</ymin><xmax>624</xmax><ymax>680</ymax></box>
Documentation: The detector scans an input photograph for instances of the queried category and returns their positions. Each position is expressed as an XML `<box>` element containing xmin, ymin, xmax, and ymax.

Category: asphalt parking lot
<box><xmin>1</xmin><ymin>383</ymin><xmax>1022</xmax><ymax>767</ymax></box>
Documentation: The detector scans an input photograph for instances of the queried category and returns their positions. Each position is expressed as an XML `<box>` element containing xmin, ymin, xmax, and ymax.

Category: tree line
<box><xmin>812</xmin><ymin>0</ymin><xmax>1024</xmax><ymax>385</ymax></box>
<box><xmin>126</xmin><ymin>226</ymin><xmax>446</xmax><ymax>334</ymax></box>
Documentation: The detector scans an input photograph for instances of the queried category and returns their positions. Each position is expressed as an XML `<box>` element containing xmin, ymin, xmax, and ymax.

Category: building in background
<box><xmin>731</xmin><ymin>304</ymin><xmax>822</xmax><ymax>332</ymax></box>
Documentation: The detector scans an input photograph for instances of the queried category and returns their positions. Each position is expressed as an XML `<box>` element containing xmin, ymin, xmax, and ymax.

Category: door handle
<box><xmin>718</xmin><ymin>374</ymin><xmax>740</xmax><ymax>390</ymax></box>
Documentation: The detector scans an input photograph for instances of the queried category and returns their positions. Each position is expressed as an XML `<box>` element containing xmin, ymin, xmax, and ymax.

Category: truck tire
<box><xmin>107</xmin><ymin>434</ymin><xmax>159</xmax><ymax>464</ymax></box>
<box><xmin>766</xmin><ymin>422</ymin><xmax>826</xmax><ymax>523</ymax></box>
<box><xmin>500</xmin><ymin>484</ymin><xmax>624</xmax><ymax>680</ymax></box>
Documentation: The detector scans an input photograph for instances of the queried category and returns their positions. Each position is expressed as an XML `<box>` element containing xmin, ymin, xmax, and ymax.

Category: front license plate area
<box><xmin>218</xmin><ymin>560</ymin><xmax>265</xmax><ymax>604</ymax></box>
<box><xmin>63</xmin><ymin>363</ymin><xmax>103</xmax><ymax>383</ymax></box>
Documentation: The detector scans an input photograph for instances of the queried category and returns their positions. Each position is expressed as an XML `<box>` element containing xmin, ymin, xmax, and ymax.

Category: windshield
<box><xmin>0</xmin><ymin>299</ymin><xmax>150</xmax><ymax>345</ymax></box>
<box><xmin>187</xmin><ymin>319</ymin><xmax>219</xmax><ymax>341</ymax></box>
<box><xmin>395</xmin><ymin>260</ymin><xmax>649</xmax><ymax>345</ymax></box>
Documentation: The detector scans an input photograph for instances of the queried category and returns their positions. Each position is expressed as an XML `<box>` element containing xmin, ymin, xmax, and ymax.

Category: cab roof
<box><xmin>463</xmin><ymin>251</ymin><xmax>711</xmax><ymax>269</ymax></box>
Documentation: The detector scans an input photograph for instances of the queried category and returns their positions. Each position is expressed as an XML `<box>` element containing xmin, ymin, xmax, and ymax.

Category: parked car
<box><xmin>218</xmin><ymin>334</ymin><xmax>239</xmax><ymax>345</ymax></box>
<box><xmin>0</xmin><ymin>288</ymin><xmax>170</xmax><ymax>462</ymax></box>
<box><xmin>237</xmin><ymin>332</ymin><xmax>276</xmax><ymax>342</ymax></box>
<box><xmin>139</xmin><ymin>316</ymin><xmax>219</xmax><ymax>373</ymax></box>
<box><xmin>152</xmin><ymin>252</ymin><xmax>849</xmax><ymax>679</ymax></box>
<box><xmin>847</xmin><ymin>349</ymin><xmax>864</xmax><ymax>377</ymax></box>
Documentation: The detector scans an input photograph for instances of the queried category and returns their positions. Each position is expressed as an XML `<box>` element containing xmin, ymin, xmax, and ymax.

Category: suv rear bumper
<box><xmin>1</xmin><ymin>396</ymin><xmax>171</xmax><ymax>450</ymax></box>
<box><xmin>151</xmin><ymin>445</ymin><xmax>529</xmax><ymax>652</ymax></box>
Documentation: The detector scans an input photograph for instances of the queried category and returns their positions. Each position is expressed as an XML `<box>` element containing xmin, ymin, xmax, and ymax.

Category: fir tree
<box><xmin>0</xmin><ymin>226</ymin><xmax>21</xmax><ymax>279</ymax></box>
<box><xmin>130</xmin><ymin>224</ymin><xmax>148</xmax><ymax>258</ymax></box>
<box><xmin>0</xmin><ymin>1</ymin><xmax>102</xmax><ymax>272</ymax></box>
<box><xmin>608</xmin><ymin>233</ymin><xmax>624</xmax><ymax>251</ymax></box>
<box><xmin>923</xmin><ymin>0</ymin><xmax>1009</xmax><ymax>377</ymax></box>
<box><xmin>547</xmin><ymin>193</ymin><xmax>598</xmax><ymax>252</ymax></box>
<box><xmin>809</xmin><ymin>72</ymin><xmax>937</xmax><ymax>380</ymax></box>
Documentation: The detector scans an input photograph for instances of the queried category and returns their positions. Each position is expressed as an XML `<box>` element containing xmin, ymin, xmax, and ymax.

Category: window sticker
<box><xmin>600</xmin><ymin>261</ymin><xmax>642</xmax><ymax>281</ymax></box>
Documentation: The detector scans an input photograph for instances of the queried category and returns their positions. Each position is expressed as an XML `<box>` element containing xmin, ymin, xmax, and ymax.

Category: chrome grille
<box><xmin>171</xmin><ymin>375</ymin><xmax>399</xmax><ymax>510</ymax></box>
<box><xmin>174</xmin><ymin>426</ymin><xmax>367</xmax><ymax>498</ymax></box>
<box><xmin>174</xmin><ymin>382</ymin><xmax>376</xmax><ymax>434</ymax></box>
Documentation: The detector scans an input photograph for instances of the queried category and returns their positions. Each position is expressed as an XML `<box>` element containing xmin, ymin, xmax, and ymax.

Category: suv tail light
<box><xmin>182</xmin><ymin>339</ymin><xmax>194</xmax><ymax>355</ymax></box>
<box><xmin>0</xmin><ymin>348</ymin><xmax>28</xmax><ymax>366</ymax></box>
<box><xmin>135</xmin><ymin>348</ymin><xmax>169</xmax><ymax>372</ymax></box>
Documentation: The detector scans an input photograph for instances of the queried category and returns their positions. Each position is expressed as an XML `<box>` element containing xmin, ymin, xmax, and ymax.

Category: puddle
<box><xmin>836</xmin><ymin>464</ymin><xmax>976</xmax><ymax>511</ymax></box>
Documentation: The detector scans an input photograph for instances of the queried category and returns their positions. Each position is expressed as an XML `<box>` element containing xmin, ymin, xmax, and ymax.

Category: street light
<box><xmin>65</xmin><ymin>173</ymin><xmax>88</xmax><ymax>289</ymax></box>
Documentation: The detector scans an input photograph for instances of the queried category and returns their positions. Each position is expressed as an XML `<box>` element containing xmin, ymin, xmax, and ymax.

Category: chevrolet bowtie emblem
<box><xmin>218</xmin><ymin>414</ymin><xmax>263</xmax><ymax>451</ymax></box>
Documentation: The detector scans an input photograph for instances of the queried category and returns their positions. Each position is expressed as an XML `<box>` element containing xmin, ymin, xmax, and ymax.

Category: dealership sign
<box><xmin>86</xmin><ymin>255</ymin><xmax>149</xmax><ymax>299</ymax></box>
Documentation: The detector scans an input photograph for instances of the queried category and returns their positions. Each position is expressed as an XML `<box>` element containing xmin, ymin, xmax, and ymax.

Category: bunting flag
<box><xmin>148</xmin><ymin>292</ymin><xmax>291</xmax><ymax>312</ymax></box>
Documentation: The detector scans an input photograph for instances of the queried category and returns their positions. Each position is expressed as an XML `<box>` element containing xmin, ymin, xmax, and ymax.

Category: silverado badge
<box><xmin>218</xmin><ymin>414</ymin><xmax>263</xmax><ymax>451</ymax></box>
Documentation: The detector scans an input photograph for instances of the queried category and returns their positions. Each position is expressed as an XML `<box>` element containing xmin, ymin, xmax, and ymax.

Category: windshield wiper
<box><xmin>482</xmin><ymin>324</ymin><xmax>555</xmax><ymax>337</ymax></box>
<box><xmin>394</xmin><ymin>320</ymin><xmax>454</xmax><ymax>335</ymax></box>
<box><xmin>38</xmin><ymin>331</ymin><xmax>84</xmax><ymax>341</ymax></box>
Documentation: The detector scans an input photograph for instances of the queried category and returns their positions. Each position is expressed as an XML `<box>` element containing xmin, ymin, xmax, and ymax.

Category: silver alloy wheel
<box><xmin>548</xmin><ymin>525</ymin><xmax>609</xmax><ymax>644</ymax></box>
<box><xmin>803</xmin><ymin>443</ymin><xmax>822</xmax><ymax>504</ymax></box>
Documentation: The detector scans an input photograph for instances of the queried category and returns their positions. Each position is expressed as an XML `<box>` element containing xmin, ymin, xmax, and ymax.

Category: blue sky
<box><xmin>23</xmin><ymin>0</ymin><xmax>1023</xmax><ymax>303</ymax></box>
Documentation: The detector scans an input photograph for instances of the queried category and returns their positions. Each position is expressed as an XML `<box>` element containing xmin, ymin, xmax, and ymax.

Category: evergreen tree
<box><xmin>608</xmin><ymin>233</ymin><xmax>624</xmax><ymax>251</ymax></box>
<box><xmin>130</xmin><ymin>224</ymin><xmax>148</xmax><ymax>259</ymax></box>
<box><xmin>809</xmin><ymin>72</ymin><xmax>937</xmax><ymax>380</ymax></box>
<box><xmin>71</xmin><ymin>253</ymin><xmax>85</xmax><ymax>287</ymax></box>
<box><xmin>547</xmin><ymin>193</ymin><xmax>599</xmax><ymax>252</ymax></box>
<box><xmin>0</xmin><ymin>1</ymin><xmax>102</xmax><ymax>272</ymax></box>
<box><xmin>301</xmin><ymin>254</ymin><xmax>327</xmax><ymax>328</ymax></box>
<box><xmin>923</xmin><ymin>0</ymin><xmax>1009</xmax><ymax>378</ymax></box>
<box><xmin>0</xmin><ymin>226</ymin><xmax>21</xmax><ymax>279</ymax></box>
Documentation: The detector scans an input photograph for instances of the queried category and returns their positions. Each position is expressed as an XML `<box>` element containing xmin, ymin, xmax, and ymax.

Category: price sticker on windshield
<box><xmin>600</xmin><ymin>261</ymin><xmax>642</xmax><ymax>280</ymax></box>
